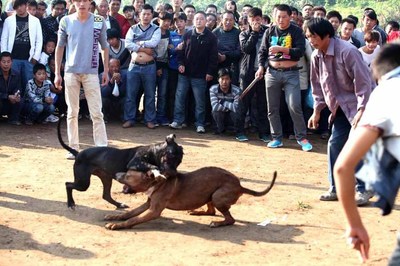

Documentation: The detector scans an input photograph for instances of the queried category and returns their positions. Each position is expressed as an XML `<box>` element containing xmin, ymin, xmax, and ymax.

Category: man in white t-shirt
<box><xmin>334</xmin><ymin>43</ymin><xmax>400</xmax><ymax>265</ymax></box>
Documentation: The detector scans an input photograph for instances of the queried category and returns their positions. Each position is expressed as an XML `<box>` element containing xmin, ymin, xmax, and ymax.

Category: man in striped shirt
<box><xmin>209</xmin><ymin>68</ymin><xmax>240</xmax><ymax>135</ymax></box>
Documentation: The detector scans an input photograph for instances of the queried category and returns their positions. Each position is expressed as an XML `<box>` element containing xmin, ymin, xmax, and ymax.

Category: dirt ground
<box><xmin>0</xmin><ymin>119</ymin><xmax>399</xmax><ymax>266</ymax></box>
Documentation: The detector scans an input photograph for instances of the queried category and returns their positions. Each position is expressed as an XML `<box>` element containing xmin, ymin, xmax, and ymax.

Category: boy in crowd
<box><xmin>1</xmin><ymin>0</ymin><xmax>43</xmax><ymax>91</ymax></box>
<box><xmin>41</xmin><ymin>0</ymin><xmax>66</xmax><ymax>44</ymax></box>
<box><xmin>205</xmin><ymin>12</ymin><xmax>217</xmax><ymax>31</ymax></box>
<box><xmin>27</xmin><ymin>0</ymin><xmax>37</xmax><ymax>16</ymax></box>
<box><xmin>122</xmin><ymin>5</ymin><xmax>135</xmax><ymax>27</ymax></box>
<box><xmin>235</xmin><ymin>7</ymin><xmax>269</xmax><ymax>142</ymax></box>
<box><xmin>47</xmin><ymin>54</ymin><xmax>67</xmax><ymax>116</ymax></box>
<box><xmin>23</xmin><ymin>63</ymin><xmax>55</xmax><ymax>125</ymax></box>
<box><xmin>339</xmin><ymin>17</ymin><xmax>361</xmax><ymax>48</ymax></box>
<box><xmin>183</xmin><ymin>4</ymin><xmax>195</xmax><ymax>29</ymax></box>
<box><xmin>155</xmin><ymin>11</ymin><xmax>173</xmax><ymax>126</ymax></box>
<box><xmin>312</xmin><ymin>6</ymin><xmax>326</xmax><ymax>18</ymax></box>
<box><xmin>326</xmin><ymin>10</ymin><xmax>342</xmax><ymax>34</ymax></box>
<box><xmin>359</xmin><ymin>30</ymin><xmax>381</xmax><ymax>68</ymax></box>
<box><xmin>167</xmin><ymin>11</ymin><xmax>186</xmax><ymax>121</ymax></box>
<box><xmin>107</xmin><ymin>28</ymin><xmax>130</xmax><ymax>71</ymax></box>
<box><xmin>386</xmin><ymin>21</ymin><xmax>400</xmax><ymax>42</ymax></box>
<box><xmin>301</xmin><ymin>3</ymin><xmax>313</xmax><ymax>18</ymax></box>
<box><xmin>36</xmin><ymin>1</ymin><xmax>47</xmax><ymax>19</ymax></box>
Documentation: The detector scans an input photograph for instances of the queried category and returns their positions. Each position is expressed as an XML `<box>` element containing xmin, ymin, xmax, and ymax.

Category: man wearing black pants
<box><xmin>235</xmin><ymin>7</ymin><xmax>270</xmax><ymax>142</ymax></box>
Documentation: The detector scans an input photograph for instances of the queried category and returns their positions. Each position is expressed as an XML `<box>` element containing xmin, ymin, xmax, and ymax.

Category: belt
<box><xmin>133</xmin><ymin>60</ymin><xmax>155</xmax><ymax>66</ymax></box>
<box><xmin>268</xmin><ymin>65</ymin><xmax>302</xmax><ymax>72</ymax></box>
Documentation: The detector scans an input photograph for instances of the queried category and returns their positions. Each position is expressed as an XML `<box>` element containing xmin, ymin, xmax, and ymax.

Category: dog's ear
<box><xmin>165</xmin><ymin>134</ymin><xmax>176</xmax><ymax>144</ymax></box>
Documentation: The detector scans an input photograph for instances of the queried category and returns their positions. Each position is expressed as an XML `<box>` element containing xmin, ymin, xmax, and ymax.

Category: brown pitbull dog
<box><xmin>104</xmin><ymin>167</ymin><xmax>277</xmax><ymax>230</ymax></box>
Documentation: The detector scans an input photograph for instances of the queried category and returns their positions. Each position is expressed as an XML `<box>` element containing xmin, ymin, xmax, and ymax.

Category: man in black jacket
<box><xmin>41</xmin><ymin>0</ymin><xmax>67</xmax><ymax>43</ymax></box>
<box><xmin>235</xmin><ymin>7</ymin><xmax>270</xmax><ymax>142</ymax></box>
<box><xmin>0</xmin><ymin>52</ymin><xmax>23</xmax><ymax>125</ymax></box>
<box><xmin>169</xmin><ymin>11</ymin><xmax>218</xmax><ymax>134</ymax></box>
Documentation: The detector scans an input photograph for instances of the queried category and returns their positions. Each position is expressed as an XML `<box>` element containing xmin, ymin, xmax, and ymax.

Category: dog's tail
<box><xmin>57</xmin><ymin>114</ymin><xmax>79</xmax><ymax>157</ymax></box>
<box><xmin>241</xmin><ymin>171</ymin><xmax>277</xmax><ymax>197</ymax></box>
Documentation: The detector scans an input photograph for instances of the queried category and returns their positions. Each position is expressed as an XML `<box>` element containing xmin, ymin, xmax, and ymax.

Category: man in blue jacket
<box><xmin>169</xmin><ymin>11</ymin><xmax>218</xmax><ymax>133</ymax></box>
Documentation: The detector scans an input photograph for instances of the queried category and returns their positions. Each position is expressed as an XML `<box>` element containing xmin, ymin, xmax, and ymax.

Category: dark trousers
<box><xmin>0</xmin><ymin>99</ymin><xmax>22</xmax><ymax>122</ymax></box>
<box><xmin>328</xmin><ymin>108</ymin><xmax>365</xmax><ymax>193</ymax></box>
<box><xmin>236</xmin><ymin>75</ymin><xmax>269</xmax><ymax>136</ymax></box>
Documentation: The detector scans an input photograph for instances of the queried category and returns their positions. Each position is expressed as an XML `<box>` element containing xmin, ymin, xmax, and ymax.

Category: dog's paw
<box><xmin>105</xmin><ymin>223</ymin><xmax>119</xmax><ymax>230</ymax></box>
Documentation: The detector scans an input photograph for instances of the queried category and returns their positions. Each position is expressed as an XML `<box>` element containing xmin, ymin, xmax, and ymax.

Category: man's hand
<box><xmin>178</xmin><ymin>65</ymin><xmax>185</xmax><ymax>74</ymax></box>
<box><xmin>308</xmin><ymin>111</ymin><xmax>321</xmax><ymax>130</ymax></box>
<box><xmin>255</xmin><ymin>66</ymin><xmax>264</xmax><ymax>80</ymax></box>
<box><xmin>101</xmin><ymin>71</ymin><xmax>109</xmax><ymax>86</ymax></box>
<box><xmin>176</xmin><ymin>42</ymin><xmax>184</xmax><ymax>50</ymax></box>
<box><xmin>251</xmin><ymin>21</ymin><xmax>261</xmax><ymax>32</ymax></box>
<box><xmin>157</xmin><ymin>69</ymin><xmax>162</xmax><ymax>77</ymax></box>
<box><xmin>139</xmin><ymin>47</ymin><xmax>153</xmax><ymax>55</ymax></box>
<box><xmin>218</xmin><ymin>53</ymin><xmax>226</xmax><ymax>63</ymax></box>
<box><xmin>8</xmin><ymin>93</ymin><xmax>20</xmax><ymax>104</ymax></box>
<box><xmin>351</xmin><ymin>108</ymin><xmax>364</xmax><ymax>128</ymax></box>
<box><xmin>345</xmin><ymin>226</ymin><xmax>370</xmax><ymax>263</ymax></box>
<box><xmin>206</xmin><ymin>74</ymin><xmax>213</xmax><ymax>82</ymax></box>
<box><xmin>111</xmin><ymin>73</ymin><xmax>121</xmax><ymax>84</ymax></box>
<box><xmin>54</xmin><ymin>73</ymin><xmax>63</xmax><ymax>90</ymax></box>
<box><xmin>44</xmin><ymin>97</ymin><xmax>53</xmax><ymax>104</ymax></box>
<box><xmin>30</xmin><ymin>58</ymin><xmax>38</xmax><ymax>65</ymax></box>
<box><xmin>269</xmin><ymin>45</ymin><xmax>283</xmax><ymax>55</ymax></box>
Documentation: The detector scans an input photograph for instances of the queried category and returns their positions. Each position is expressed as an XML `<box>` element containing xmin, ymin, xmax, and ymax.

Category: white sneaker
<box><xmin>45</xmin><ymin>114</ymin><xmax>59</xmax><ymax>123</ymax></box>
<box><xmin>169</xmin><ymin>122</ymin><xmax>182</xmax><ymax>129</ymax></box>
<box><xmin>196</xmin><ymin>125</ymin><xmax>205</xmax><ymax>134</ymax></box>
<box><xmin>66</xmin><ymin>152</ymin><xmax>75</xmax><ymax>160</ymax></box>
<box><xmin>355</xmin><ymin>191</ymin><xmax>374</xmax><ymax>206</ymax></box>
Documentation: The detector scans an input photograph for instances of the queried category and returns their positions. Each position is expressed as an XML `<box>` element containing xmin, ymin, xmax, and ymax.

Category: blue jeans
<box><xmin>265</xmin><ymin>68</ymin><xmax>307</xmax><ymax>141</ymax></box>
<box><xmin>124</xmin><ymin>63</ymin><xmax>156</xmax><ymax>124</ymax></box>
<box><xmin>328</xmin><ymin>108</ymin><xmax>365</xmax><ymax>193</ymax></box>
<box><xmin>25</xmin><ymin>102</ymin><xmax>55</xmax><ymax>122</ymax></box>
<box><xmin>173</xmin><ymin>75</ymin><xmax>207</xmax><ymax>127</ymax></box>
<box><xmin>12</xmin><ymin>59</ymin><xmax>33</xmax><ymax>92</ymax></box>
<box><xmin>156</xmin><ymin>67</ymin><xmax>169</xmax><ymax>121</ymax></box>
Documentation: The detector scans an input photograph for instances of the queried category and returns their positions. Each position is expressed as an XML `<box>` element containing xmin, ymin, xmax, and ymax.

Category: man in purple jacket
<box><xmin>306</xmin><ymin>18</ymin><xmax>374</xmax><ymax>206</ymax></box>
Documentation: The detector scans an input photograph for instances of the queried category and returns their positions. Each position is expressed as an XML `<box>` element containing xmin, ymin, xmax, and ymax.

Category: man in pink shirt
<box><xmin>306</xmin><ymin>18</ymin><xmax>374</xmax><ymax>205</ymax></box>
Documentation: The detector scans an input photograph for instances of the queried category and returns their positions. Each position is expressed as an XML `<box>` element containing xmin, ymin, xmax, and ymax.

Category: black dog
<box><xmin>57</xmin><ymin>117</ymin><xmax>184</xmax><ymax>209</ymax></box>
